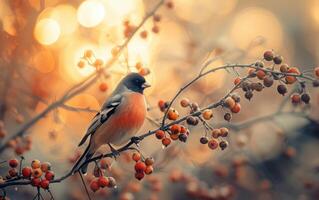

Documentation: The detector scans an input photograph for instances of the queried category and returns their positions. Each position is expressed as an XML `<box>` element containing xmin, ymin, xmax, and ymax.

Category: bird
<box><xmin>71</xmin><ymin>73</ymin><xmax>150</xmax><ymax>174</ymax></box>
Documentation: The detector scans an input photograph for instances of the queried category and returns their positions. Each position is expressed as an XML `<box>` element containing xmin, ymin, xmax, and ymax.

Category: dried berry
<box><xmin>277</xmin><ymin>84</ymin><xmax>287</xmax><ymax>95</ymax></box>
<box><xmin>263</xmin><ymin>76</ymin><xmax>274</xmax><ymax>87</ymax></box>
<box><xmin>263</xmin><ymin>50</ymin><xmax>274</xmax><ymax>61</ymax></box>
<box><xmin>291</xmin><ymin>94</ymin><xmax>301</xmax><ymax>104</ymax></box>
<box><xmin>178</xmin><ymin>133</ymin><xmax>188</xmax><ymax>142</ymax></box>
<box><xmin>212</xmin><ymin>129</ymin><xmax>221</xmax><ymax>138</ymax></box>
<box><xmin>280</xmin><ymin>64</ymin><xmax>289</xmax><ymax>72</ymax></box>
<box><xmin>200</xmin><ymin>137</ymin><xmax>208</xmax><ymax>144</ymax></box>
<box><xmin>180</xmin><ymin>98</ymin><xmax>190</xmax><ymax>107</ymax></box>
<box><xmin>155</xmin><ymin>130</ymin><xmax>165</xmax><ymax>140</ymax></box>
<box><xmin>202</xmin><ymin>109</ymin><xmax>213</xmax><ymax>120</ymax></box>
<box><xmin>244</xmin><ymin>91</ymin><xmax>253</xmax><ymax>100</ymax></box>
<box><xmin>186</xmin><ymin>116</ymin><xmax>199</xmax><ymax>126</ymax></box>
<box><xmin>220</xmin><ymin>128</ymin><xmax>229</xmax><ymax>137</ymax></box>
<box><xmin>224</xmin><ymin>113</ymin><xmax>232</xmax><ymax>122</ymax></box>
<box><xmin>273</xmin><ymin>56</ymin><xmax>283</xmax><ymax>64</ymax></box>
<box><xmin>301</xmin><ymin>93</ymin><xmax>310</xmax><ymax>104</ymax></box>
<box><xmin>219</xmin><ymin>141</ymin><xmax>228</xmax><ymax>150</ymax></box>
<box><xmin>208</xmin><ymin>139</ymin><xmax>219</xmax><ymax>150</ymax></box>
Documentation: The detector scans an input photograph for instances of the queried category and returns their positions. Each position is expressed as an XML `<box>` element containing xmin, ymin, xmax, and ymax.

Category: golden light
<box><xmin>103</xmin><ymin>0</ymin><xmax>144</xmax><ymax>25</ymax></box>
<box><xmin>59</xmin><ymin>39</ymin><xmax>112</xmax><ymax>83</ymax></box>
<box><xmin>230</xmin><ymin>7</ymin><xmax>283</xmax><ymax>57</ymax></box>
<box><xmin>51</xmin><ymin>4</ymin><xmax>78</xmax><ymax>35</ymax></box>
<box><xmin>174</xmin><ymin>0</ymin><xmax>238</xmax><ymax>23</ymax></box>
<box><xmin>34</xmin><ymin>18</ymin><xmax>61</xmax><ymax>45</ymax></box>
<box><xmin>77</xmin><ymin>0</ymin><xmax>105</xmax><ymax>28</ymax></box>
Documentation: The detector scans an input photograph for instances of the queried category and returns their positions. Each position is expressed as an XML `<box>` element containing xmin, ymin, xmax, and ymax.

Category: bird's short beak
<box><xmin>142</xmin><ymin>82</ymin><xmax>151</xmax><ymax>89</ymax></box>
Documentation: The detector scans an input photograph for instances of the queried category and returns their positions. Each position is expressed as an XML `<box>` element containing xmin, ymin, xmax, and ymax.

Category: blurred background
<box><xmin>0</xmin><ymin>0</ymin><xmax>319</xmax><ymax>199</ymax></box>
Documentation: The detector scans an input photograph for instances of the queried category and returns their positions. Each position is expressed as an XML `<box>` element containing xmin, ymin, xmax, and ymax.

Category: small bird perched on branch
<box><xmin>72</xmin><ymin>73</ymin><xmax>150</xmax><ymax>174</ymax></box>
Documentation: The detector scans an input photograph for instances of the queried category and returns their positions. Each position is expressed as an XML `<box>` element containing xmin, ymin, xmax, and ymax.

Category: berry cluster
<box><xmin>77</xmin><ymin>50</ymin><xmax>109</xmax><ymax>92</ymax></box>
<box><xmin>233</xmin><ymin>50</ymin><xmax>317</xmax><ymax>106</ymax></box>
<box><xmin>0</xmin><ymin>159</ymin><xmax>55</xmax><ymax>190</ymax></box>
<box><xmin>132</xmin><ymin>152</ymin><xmax>154</xmax><ymax>181</ymax></box>
<box><xmin>200</xmin><ymin>127</ymin><xmax>229</xmax><ymax>150</ymax></box>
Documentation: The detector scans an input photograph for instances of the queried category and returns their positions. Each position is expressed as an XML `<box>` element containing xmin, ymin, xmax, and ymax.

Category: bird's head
<box><xmin>121</xmin><ymin>73</ymin><xmax>151</xmax><ymax>94</ymax></box>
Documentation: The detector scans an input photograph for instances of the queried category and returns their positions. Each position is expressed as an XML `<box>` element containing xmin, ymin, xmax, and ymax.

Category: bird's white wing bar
<box><xmin>78</xmin><ymin>95</ymin><xmax>122</xmax><ymax>146</ymax></box>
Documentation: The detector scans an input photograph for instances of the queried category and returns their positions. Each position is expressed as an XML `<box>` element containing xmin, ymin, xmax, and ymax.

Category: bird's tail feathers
<box><xmin>71</xmin><ymin>144</ymin><xmax>94</xmax><ymax>175</ymax></box>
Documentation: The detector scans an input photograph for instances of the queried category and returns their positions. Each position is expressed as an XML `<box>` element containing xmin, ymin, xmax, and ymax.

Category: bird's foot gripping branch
<box><xmin>0</xmin><ymin>50</ymin><xmax>319</xmax><ymax>199</ymax></box>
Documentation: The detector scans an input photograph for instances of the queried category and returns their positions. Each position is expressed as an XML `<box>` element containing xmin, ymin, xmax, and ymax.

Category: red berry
<box><xmin>291</xmin><ymin>94</ymin><xmax>301</xmax><ymax>104</ymax></box>
<box><xmin>208</xmin><ymin>139</ymin><xmax>219</xmax><ymax>150</ymax></box>
<box><xmin>132</xmin><ymin>152</ymin><xmax>141</xmax><ymax>162</ymax></box>
<box><xmin>90</xmin><ymin>179</ymin><xmax>100</xmax><ymax>192</ymax></box>
<box><xmin>8</xmin><ymin>159</ymin><xmax>19</xmax><ymax>168</ymax></box>
<box><xmin>40</xmin><ymin>179</ymin><xmax>50</xmax><ymax>189</ymax></box>
<box><xmin>45</xmin><ymin>171</ymin><xmax>55</xmax><ymax>181</ymax></box>
<box><xmin>315</xmin><ymin>67</ymin><xmax>319</xmax><ymax>77</ymax></box>
<box><xmin>22</xmin><ymin>167</ymin><xmax>32</xmax><ymax>178</ymax></box>
<box><xmin>31</xmin><ymin>178</ymin><xmax>41</xmax><ymax>187</ymax></box>
<box><xmin>98</xmin><ymin>176</ymin><xmax>109</xmax><ymax>188</ymax></box>
<box><xmin>99</xmin><ymin>82</ymin><xmax>108</xmax><ymax>92</ymax></box>
<box><xmin>170</xmin><ymin>124</ymin><xmax>181</xmax><ymax>134</ymax></box>
<box><xmin>135</xmin><ymin>162</ymin><xmax>146</xmax><ymax>172</ymax></box>
<box><xmin>8</xmin><ymin>168</ymin><xmax>17</xmax><ymax>177</ymax></box>
<box><xmin>231</xmin><ymin>103</ymin><xmax>241</xmax><ymax>113</ymax></box>
<box><xmin>256</xmin><ymin>70</ymin><xmax>266</xmax><ymax>80</ymax></box>
<box><xmin>135</xmin><ymin>172</ymin><xmax>145</xmax><ymax>180</ymax></box>
<box><xmin>40</xmin><ymin>162</ymin><xmax>51</xmax><ymax>173</ymax></box>
<box><xmin>162</xmin><ymin>138</ymin><xmax>171</xmax><ymax>147</ymax></box>
<box><xmin>234</xmin><ymin>77</ymin><xmax>241</xmax><ymax>85</ymax></box>
<box><xmin>263</xmin><ymin>50</ymin><xmax>274</xmax><ymax>61</ymax></box>
<box><xmin>155</xmin><ymin>130</ymin><xmax>165</xmax><ymax>140</ymax></box>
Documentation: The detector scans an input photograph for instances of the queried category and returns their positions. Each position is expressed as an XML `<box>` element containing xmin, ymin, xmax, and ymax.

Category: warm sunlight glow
<box><xmin>51</xmin><ymin>4</ymin><xmax>78</xmax><ymax>35</ymax></box>
<box><xmin>34</xmin><ymin>18</ymin><xmax>61</xmax><ymax>45</ymax></box>
<box><xmin>77</xmin><ymin>0</ymin><xmax>105</xmax><ymax>28</ymax></box>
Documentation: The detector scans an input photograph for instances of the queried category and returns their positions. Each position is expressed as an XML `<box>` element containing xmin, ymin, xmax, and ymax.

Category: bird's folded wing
<box><xmin>78</xmin><ymin>94</ymin><xmax>123</xmax><ymax>146</ymax></box>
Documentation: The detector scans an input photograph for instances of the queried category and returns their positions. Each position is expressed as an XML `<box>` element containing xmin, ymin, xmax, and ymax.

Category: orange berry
<box><xmin>139</xmin><ymin>68</ymin><xmax>150</xmax><ymax>76</ymax></box>
<box><xmin>153</xmin><ymin>15</ymin><xmax>161</xmax><ymax>22</ymax></box>
<box><xmin>84</xmin><ymin>49</ymin><xmax>93</xmax><ymax>58</ymax></box>
<box><xmin>144</xmin><ymin>166</ymin><xmax>153</xmax><ymax>175</ymax></box>
<box><xmin>155</xmin><ymin>130</ymin><xmax>165</xmax><ymax>140</ymax></box>
<box><xmin>99</xmin><ymin>82</ymin><xmax>108</xmax><ymax>92</ymax></box>
<box><xmin>93</xmin><ymin>59</ymin><xmax>103</xmax><ymax>68</ymax></box>
<box><xmin>135</xmin><ymin>161</ymin><xmax>146</xmax><ymax>172</ymax></box>
<box><xmin>170</xmin><ymin>133</ymin><xmax>179</xmax><ymax>140</ymax></box>
<box><xmin>140</xmin><ymin>30</ymin><xmax>148</xmax><ymax>39</ymax></box>
<box><xmin>90</xmin><ymin>179</ymin><xmax>100</xmax><ymax>192</ymax></box>
<box><xmin>180</xmin><ymin>98</ymin><xmax>190</xmax><ymax>107</ymax></box>
<box><xmin>212</xmin><ymin>129</ymin><xmax>221</xmax><ymax>138</ymax></box>
<box><xmin>98</xmin><ymin>176</ymin><xmax>109</xmax><ymax>188</ymax></box>
<box><xmin>256</xmin><ymin>70</ymin><xmax>266</xmax><ymax>80</ymax></box>
<box><xmin>231</xmin><ymin>103</ymin><xmax>241</xmax><ymax>113</ymax></box>
<box><xmin>180</xmin><ymin>126</ymin><xmax>187</xmax><ymax>133</ymax></box>
<box><xmin>132</xmin><ymin>152</ymin><xmax>141</xmax><ymax>162</ymax></box>
<box><xmin>167</xmin><ymin>109</ymin><xmax>179</xmax><ymax>120</ymax></box>
<box><xmin>220</xmin><ymin>127</ymin><xmax>229</xmax><ymax>137</ymax></box>
<box><xmin>162</xmin><ymin>138</ymin><xmax>171</xmax><ymax>147</ymax></box>
<box><xmin>291</xmin><ymin>94</ymin><xmax>301</xmax><ymax>104</ymax></box>
<box><xmin>314</xmin><ymin>67</ymin><xmax>319</xmax><ymax>77</ymax></box>
<box><xmin>152</xmin><ymin>25</ymin><xmax>160</xmax><ymax>34</ymax></box>
<box><xmin>234</xmin><ymin>77</ymin><xmax>241</xmax><ymax>85</ymax></box>
<box><xmin>77</xmin><ymin>60</ymin><xmax>85</xmax><ymax>68</ymax></box>
<box><xmin>225</xmin><ymin>97</ymin><xmax>236</xmax><ymax>109</ymax></box>
<box><xmin>135</xmin><ymin>62</ymin><xmax>143</xmax><ymax>70</ymax></box>
<box><xmin>248</xmin><ymin>68</ymin><xmax>256</xmax><ymax>77</ymax></box>
<box><xmin>170</xmin><ymin>124</ymin><xmax>181</xmax><ymax>134</ymax></box>
<box><xmin>285</xmin><ymin>67</ymin><xmax>300</xmax><ymax>84</ymax></box>
<box><xmin>32</xmin><ymin>168</ymin><xmax>43</xmax><ymax>178</ymax></box>
<box><xmin>166</xmin><ymin>1</ymin><xmax>174</xmax><ymax>9</ymax></box>
<box><xmin>208</xmin><ymin>139</ymin><xmax>219</xmax><ymax>150</ymax></box>
<box><xmin>31</xmin><ymin>159</ymin><xmax>41</xmax><ymax>169</ymax></box>
<box><xmin>202</xmin><ymin>109</ymin><xmax>213</xmax><ymax>120</ymax></box>
<box><xmin>158</xmin><ymin>100</ymin><xmax>167</xmax><ymax>112</ymax></box>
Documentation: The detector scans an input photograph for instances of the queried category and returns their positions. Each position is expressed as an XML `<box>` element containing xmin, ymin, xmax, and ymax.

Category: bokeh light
<box><xmin>77</xmin><ymin>0</ymin><xmax>105</xmax><ymax>28</ymax></box>
<box><xmin>34</xmin><ymin>18</ymin><xmax>61</xmax><ymax>45</ymax></box>
<box><xmin>51</xmin><ymin>4</ymin><xmax>78</xmax><ymax>35</ymax></box>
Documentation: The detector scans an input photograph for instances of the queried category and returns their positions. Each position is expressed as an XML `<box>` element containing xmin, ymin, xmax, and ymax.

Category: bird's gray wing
<box><xmin>78</xmin><ymin>94</ymin><xmax>123</xmax><ymax>146</ymax></box>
